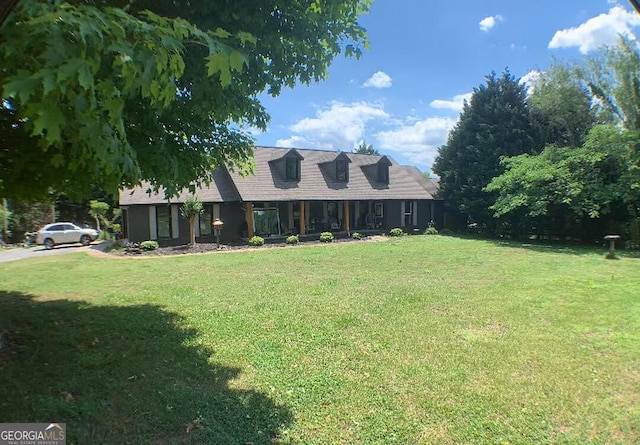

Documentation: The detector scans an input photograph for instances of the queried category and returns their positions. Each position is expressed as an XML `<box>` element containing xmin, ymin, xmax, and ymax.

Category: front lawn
<box><xmin>0</xmin><ymin>236</ymin><xmax>638</xmax><ymax>444</ymax></box>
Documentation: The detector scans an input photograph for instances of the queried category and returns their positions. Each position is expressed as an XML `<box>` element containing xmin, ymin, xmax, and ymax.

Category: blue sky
<box><xmin>255</xmin><ymin>0</ymin><xmax>640</xmax><ymax>174</ymax></box>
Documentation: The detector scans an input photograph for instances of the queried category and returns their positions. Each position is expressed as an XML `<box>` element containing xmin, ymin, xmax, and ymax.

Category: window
<box><xmin>378</xmin><ymin>163</ymin><xmax>389</xmax><ymax>183</ymax></box>
<box><xmin>156</xmin><ymin>206</ymin><xmax>171</xmax><ymax>238</ymax></box>
<box><xmin>253</xmin><ymin>208</ymin><xmax>281</xmax><ymax>236</ymax></box>
<box><xmin>285</xmin><ymin>156</ymin><xmax>300</xmax><ymax>181</ymax></box>
<box><xmin>404</xmin><ymin>201</ymin><xmax>414</xmax><ymax>227</ymax></box>
<box><xmin>200</xmin><ymin>205</ymin><xmax>212</xmax><ymax>236</ymax></box>
<box><xmin>336</xmin><ymin>159</ymin><xmax>347</xmax><ymax>181</ymax></box>
<box><xmin>375</xmin><ymin>202</ymin><xmax>384</xmax><ymax>218</ymax></box>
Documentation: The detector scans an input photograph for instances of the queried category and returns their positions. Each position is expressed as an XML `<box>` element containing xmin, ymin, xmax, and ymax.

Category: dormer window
<box><xmin>285</xmin><ymin>155</ymin><xmax>300</xmax><ymax>181</ymax></box>
<box><xmin>376</xmin><ymin>155</ymin><xmax>391</xmax><ymax>184</ymax></box>
<box><xmin>378</xmin><ymin>163</ymin><xmax>389</xmax><ymax>184</ymax></box>
<box><xmin>336</xmin><ymin>159</ymin><xmax>347</xmax><ymax>182</ymax></box>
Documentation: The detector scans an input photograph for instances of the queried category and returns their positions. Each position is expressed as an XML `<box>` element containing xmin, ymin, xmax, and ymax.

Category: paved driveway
<box><xmin>0</xmin><ymin>242</ymin><xmax>110</xmax><ymax>263</ymax></box>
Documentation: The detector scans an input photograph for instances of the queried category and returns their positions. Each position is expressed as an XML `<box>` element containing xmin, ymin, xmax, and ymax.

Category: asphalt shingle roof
<box><xmin>119</xmin><ymin>147</ymin><xmax>438</xmax><ymax>205</ymax></box>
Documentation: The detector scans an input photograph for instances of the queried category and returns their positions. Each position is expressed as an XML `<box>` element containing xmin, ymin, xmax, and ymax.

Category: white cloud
<box><xmin>363</xmin><ymin>71</ymin><xmax>393</xmax><ymax>88</ymax></box>
<box><xmin>479</xmin><ymin>14</ymin><xmax>504</xmax><ymax>32</ymax></box>
<box><xmin>430</xmin><ymin>93</ymin><xmax>472</xmax><ymax>111</ymax></box>
<box><xmin>375</xmin><ymin>117</ymin><xmax>457</xmax><ymax>169</ymax></box>
<box><xmin>549</xmin><ymin>6</ymin><xmax>640</xmax><ymax>54</ymax></box>
<box><xmin>276</xmin><ymin>101</ymin><xmax>389</xmax><ymax>151</ymax></box>
<box><xmin>519</xmin><ymin>70</ymin><xmax>542</xmax><ymax>96</ymax></box>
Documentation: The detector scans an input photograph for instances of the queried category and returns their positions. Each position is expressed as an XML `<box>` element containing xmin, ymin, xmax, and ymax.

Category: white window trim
<box><xmin>149</xmin><ymin>206</ymin><xmax>157</xmax><ymax>240</ymax></box>
<box><xmin>171</xmin><ymin>205</ymin><xmax>179</xmax><ymax>239</ymax></box>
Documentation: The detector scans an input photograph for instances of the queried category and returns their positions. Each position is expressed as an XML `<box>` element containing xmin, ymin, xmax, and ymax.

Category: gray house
<box><xmin>118</xmin><ymin>147</ymin><xmax>443</xmax><ymax>244</ymax></box>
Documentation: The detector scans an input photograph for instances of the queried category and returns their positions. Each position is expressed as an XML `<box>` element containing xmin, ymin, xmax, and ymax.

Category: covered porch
<box><xmin>244</xmin><ymin>200</ymin><xmax>385</xmax><ymax>239</ymax></box>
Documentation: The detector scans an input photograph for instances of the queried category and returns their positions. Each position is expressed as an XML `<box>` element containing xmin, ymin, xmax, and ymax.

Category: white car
<box><xmin>36</xmin><ymin>223</ymin><xmax>100</xmax><ymax>250</ymax></box>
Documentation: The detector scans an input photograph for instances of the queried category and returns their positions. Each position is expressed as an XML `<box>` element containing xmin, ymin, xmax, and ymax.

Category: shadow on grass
<box><xmin>0</xmin><ymin>291</ymin><xmax>293</xmax><ymax>445</ymax></box>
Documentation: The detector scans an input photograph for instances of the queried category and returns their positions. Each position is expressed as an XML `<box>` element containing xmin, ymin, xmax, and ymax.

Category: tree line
<box><xmin>433</xmin><ymin>38</ymin><xmax>640</xmax><ymax>247</ymax></box>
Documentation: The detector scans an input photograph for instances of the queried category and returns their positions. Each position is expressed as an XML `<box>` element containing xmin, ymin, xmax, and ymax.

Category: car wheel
<box><xmin>44</xmin><ymin>238</ymin><xmax>55</xmax><ymax>250</ymax></box>
<box><xmin>80</xmin><ymin>235</ymin><xmax>91</xmax><ymax>246</ymax></box>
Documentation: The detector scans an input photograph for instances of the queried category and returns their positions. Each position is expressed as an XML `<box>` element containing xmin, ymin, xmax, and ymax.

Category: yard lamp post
<box><xmin>212</xmin><ymin>218</ymin><xmax>224</xmax><ymax>249</ymax></box>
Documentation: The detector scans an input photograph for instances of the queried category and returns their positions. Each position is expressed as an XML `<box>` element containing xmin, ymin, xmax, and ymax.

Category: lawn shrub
<box><xmin>140</xmin><ymin>240</ymin><xmax>159</xmax><ymax>251</ymax></box>
<box><xmin>286</xmin><ymin>235</ymin><xmax>299</xmax><ymax>245</ymax></box>
<box><xmin>424</xmin><ymin>220</ymin><xmax>439</xmax><ymax>235</ymax></box>
<box><xmin>319</xmin><ymin>232</ymin><xmax>334</xmax><ymax>243</ymax></box>
<box><xmin>389</xmin><ymin>228</ymin><xmax>404</xmax><ymax>237</ymax></box>
<box><xmin>248</xmin><ymin>236</ymin><xmax>265</xmax><ymax>246</ymax></box>
<box><xmin>352</xmin><ymin>232</ymin><xmax>362</xmax><ymax>240</ymax></box>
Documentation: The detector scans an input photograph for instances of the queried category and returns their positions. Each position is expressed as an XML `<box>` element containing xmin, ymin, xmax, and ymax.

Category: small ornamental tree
<box><xmin>88</xmin><ymin>200</ymin><xmax>109</xmax><ymax>231</ymax></box>
<box><xmin>180</xmin><ymin>195</ymin><xmax>203</xmax><ymax>246</ymax></box>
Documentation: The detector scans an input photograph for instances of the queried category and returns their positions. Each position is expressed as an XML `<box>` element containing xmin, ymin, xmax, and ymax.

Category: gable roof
<box><xmin>119</xmin><ymin>146</ymin><xmax>438</xmax><ymax>205</ymax></box>
<box><xmin>119</xmin><ymin>167</ymin><xmax>240</xmax><ymax>205</ymax></box>
<box><xmin>227</xmin><ymin>147</ymin><xmax>435</xmax><ymax>201</ymax></box>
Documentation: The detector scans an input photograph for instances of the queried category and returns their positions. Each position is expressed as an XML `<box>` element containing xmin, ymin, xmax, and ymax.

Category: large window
<box><xmin>253</xmin><ymin>208</ymin><xmax>281</xmax><ymax>236</ymax></box>
<box><xmin>200</xmin><ymin>204</ymin><xmax>212</xmax><ymax>236</ymax></box>
<box><xmin>285</xmin><ymin>156</ymin><xmax>300</xmax><ymax>181</ymax></box>
<box><xmin>156</xmin><ymin>206</ymin><xmax>171</xmax><ymax>238</ymax></box>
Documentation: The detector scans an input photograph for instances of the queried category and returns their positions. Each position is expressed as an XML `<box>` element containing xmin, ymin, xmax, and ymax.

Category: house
<box><xmin>118</xmin><ymin>147</ymin><xmax>443</xmax><ymax>244</ymax></box>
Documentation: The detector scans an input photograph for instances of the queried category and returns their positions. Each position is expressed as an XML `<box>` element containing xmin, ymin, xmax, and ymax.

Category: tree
<box><xmin>88</xmin><ymin>201</ymin><xmax>109</xmax><ymax>232</ymax></box>
<box><xmin>353</xmin><ymin>141</ymin><xmax>379</xmax><ymax>155</ymax></box>
<box><xmin>0</xmin><ymin>0</ymin><xmax>370</xmax><ymax>200</ymax></box>
<box><xmin>486</xmin><ymin>125</ymin><xmax>638</xmax><ymax>241</ymax></box>
<box><xmin>432</xmin><ymin>71</ymin><xmax>537</xmax><ymax>231</ymax></box>
<box><xmin>1</xmin><ymin>198</ymin><xmax>11</xmax><ymax>243</ymax></box>
<box><xmin>7</xmin><ymin>199</ymin><xmax>55</xmax><ymax>242</ymax></box>
<box><xmin>529</xmin><ymin>63</ymin><xmax>596</xmax><ymax>148</ymax></box>
<box><xmin>580</xmin><ymin>36</ymin><xmax>640</xmax><ymax>131</ymax></box>
<box><xmin>180</xmin><ymin>195</ymin><xmax>203</xmax><ymax>246</ymax></box>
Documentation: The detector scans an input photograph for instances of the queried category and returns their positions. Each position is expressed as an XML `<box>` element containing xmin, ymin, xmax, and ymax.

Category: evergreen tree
<box><xmin>353</xmin><ymin>142</ymin><xmax>379</xmax><ymax>155</ymax></box>
<box><xmin>433</xmin><ymin>71</ymin><xmax>537</xmax><ymax>232</ymax></box>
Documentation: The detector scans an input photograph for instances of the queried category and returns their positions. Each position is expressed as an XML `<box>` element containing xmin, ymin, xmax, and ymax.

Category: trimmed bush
<box><xmin>319</xmin><ymin>231</ymin><xmax>334</xmax><ymax>243</ymax></box>
<box><xmin>286</xmin><ymin>235</ymin><xmax>299</xmax><ymax>245</ymax></box>
<box><xmin>424</xmin><ymin>221</ymin><xmax>439</xmax><ymax>235</ymax></box>
<box><xmin>140</xmin><ymin>240</ymin><xmax>159</xmax><ymax>251</ymax></box>
<box><xmin>248</xmin><ymin>235</ymin><xmax>265</xmax><ymax>246</ymax></box>
<box><xmin>352</xmin><ymin>232</ymin><xmax>362</xmax><ymax>240</ymax></box>
<box><xmin>389</xmin><ymin>228</ymin><xmax>404</xmax><ymax>237</ymax></box>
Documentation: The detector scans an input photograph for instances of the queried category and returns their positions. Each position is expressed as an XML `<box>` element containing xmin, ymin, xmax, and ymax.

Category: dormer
<box><xmin>334</xmin><ymin>152</ymin><xmax>351</xmax><ymax>182</ymax></box>
<box><xmin>270</xmin><ymin>149</ymin><xmax>304</xmax><ymax>182</ymax></box>
<box><xmin>377</xmin><ymin>156</ymin><xmax>392</xmax><ymax>184</ymax></box>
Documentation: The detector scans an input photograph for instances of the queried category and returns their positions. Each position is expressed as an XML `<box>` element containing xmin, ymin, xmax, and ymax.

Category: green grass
<box><xmin>1</xmin><ymin>236</ymin><xmax>639</xmax><ymax>444</ymax></box>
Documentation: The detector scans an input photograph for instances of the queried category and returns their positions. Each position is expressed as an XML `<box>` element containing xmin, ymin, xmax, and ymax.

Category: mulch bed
<box><xmin>108</xmin><ymin>235</ymin><xmax>388</xmax><ymax>257</ymax></box>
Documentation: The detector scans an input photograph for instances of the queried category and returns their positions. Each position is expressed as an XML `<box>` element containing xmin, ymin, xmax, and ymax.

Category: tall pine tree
<box><xmin>433</xmin><ymin>71</ymin><xmax>537</xmax><ymax>231</ymax></box>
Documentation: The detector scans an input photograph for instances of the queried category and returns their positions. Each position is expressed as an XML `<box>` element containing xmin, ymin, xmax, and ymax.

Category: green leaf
<box><xmin>206</xmin><ymin>53</ymin><xmax>231</xmax><ymax>85</ymax></box>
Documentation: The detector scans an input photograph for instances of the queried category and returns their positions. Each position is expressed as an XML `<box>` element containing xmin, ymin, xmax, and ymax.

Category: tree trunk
<box><xmin>189</xmin><ymin>216</ymin><xmax>196</xmax><ymax>245</ymax></box>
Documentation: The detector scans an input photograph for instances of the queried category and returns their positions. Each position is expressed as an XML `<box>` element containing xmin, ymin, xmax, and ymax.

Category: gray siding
<box><xmin>195</xmin><ymin>202</ymin><xmax>245</xmax><ymax>243</ymax></box>
<box><xmin>127</xmin><ymin>206</ymin><xmax>150</xmax><ymax>242</ymax></box>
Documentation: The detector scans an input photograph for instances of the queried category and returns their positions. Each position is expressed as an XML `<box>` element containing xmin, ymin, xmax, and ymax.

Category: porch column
<box><xmin>288</xmin><ymin>202</ymin><xmax>294</xmax><ymax>231</ymax></box>
<box><xmin>299</xmin><ymin>201</ymin><xmax>306</xmax><ymax>235</ymax></box>
<box><xmin>344</xmin><ymin>200</ymin><xmax>350</xmax><ymax>235</ymax></box>
<box><xmin>246</xmin><ymin>202</ymin><xmax>254</xmax><ymax>238</ymax></box>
